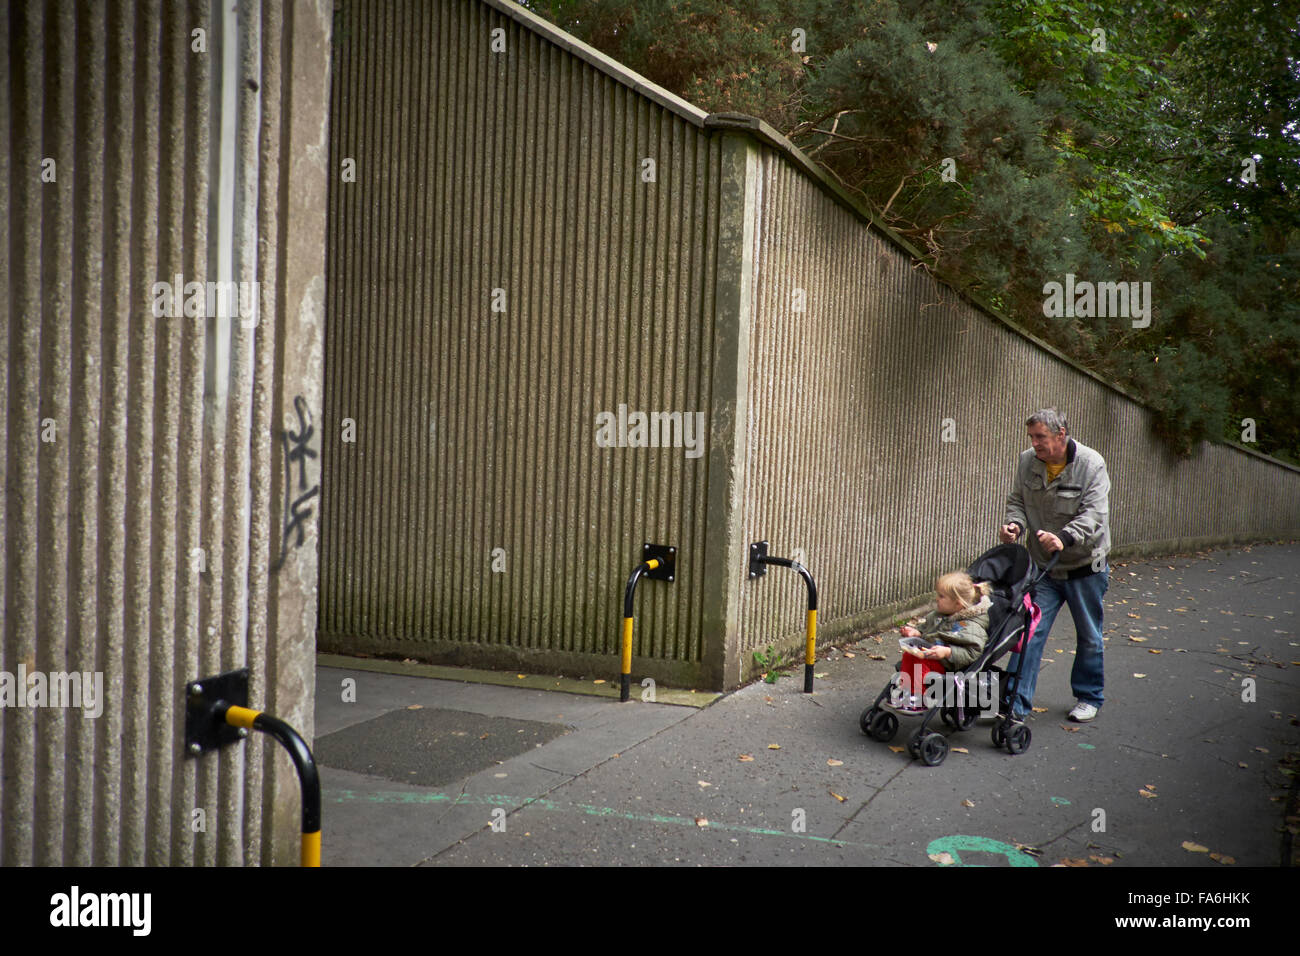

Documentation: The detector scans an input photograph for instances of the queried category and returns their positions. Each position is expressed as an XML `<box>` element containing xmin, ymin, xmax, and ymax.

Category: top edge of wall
<box><xmin>486</xmin><ymin>0</ymin><xmax>1300</xmax><ymax>480</ymax></box>
<box><xmin>484</xmin><ymin>0</ymin><xmax>710</xmax><ymax>124</ymax></box>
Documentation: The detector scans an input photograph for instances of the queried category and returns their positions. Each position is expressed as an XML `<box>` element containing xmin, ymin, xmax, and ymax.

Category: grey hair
<box><xmin>1026</xmin><ymin>407</ymin><xmax>1069</xmax><ymax>435</ymax></box>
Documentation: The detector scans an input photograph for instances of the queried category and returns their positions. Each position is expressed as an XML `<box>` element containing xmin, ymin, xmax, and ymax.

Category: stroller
<box><xmin>858</xmin><ymin>544</ymin><xmax>1060</xmax><ymax>767</ymax></box>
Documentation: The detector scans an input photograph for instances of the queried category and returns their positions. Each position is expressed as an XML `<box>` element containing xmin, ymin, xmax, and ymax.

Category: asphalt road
<box><xmin>317</xmin><ymin>542</ymin><xmax>1300</xmax><ymax>868</ymax></box>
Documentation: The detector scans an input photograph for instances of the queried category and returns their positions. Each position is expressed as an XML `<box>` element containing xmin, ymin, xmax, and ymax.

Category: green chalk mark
<box><xmin>326</xmin><ymin>788</ymin><xmax>877</xmax><ymax>849</ymax></box>
<box><xmin>1050</xmin><ymin>796</ymin><xmax>1072</xmax><ymax>805</ymax></box>
<box><xmin>1078</xmin><ymin>743</ymin><xmax>1096</xmax><ymax>750</ymax></box>
<box><xmin>927</xmin><ymin>834</ymin><xmax>1039</xmax><ymax>867</ymax></box>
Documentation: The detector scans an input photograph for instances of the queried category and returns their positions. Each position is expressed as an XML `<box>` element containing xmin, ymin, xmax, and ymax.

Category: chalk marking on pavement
<box><xmin>326</xmin><ymin>788</ymin><xmax>882</xmax><ymax>849</ymax></box>
<box><xmin>927</xmin><ymin>834</ymin><xmax>1039</xmax><ymax>867</ymax></box>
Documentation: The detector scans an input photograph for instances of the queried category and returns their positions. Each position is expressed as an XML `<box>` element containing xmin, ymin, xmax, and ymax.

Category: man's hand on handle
<box><xmin>1036</xmin><ymin>530</ymin><xmax>1064</xmax><ymax>553</ymax></box>
<box><xmin>999</xmin><ymin>522</ymin><xmax>1021</xmax><ymax>544</ymax></box>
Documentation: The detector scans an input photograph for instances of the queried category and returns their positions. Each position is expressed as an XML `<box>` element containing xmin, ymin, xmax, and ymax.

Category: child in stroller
<box><xmin>894</xmin><ymin>572</ymin><xmax>993</xmax><ymax>712</ymax></box>
<box><xmin>860</xmin><ymin>544</ymin><xmax>1058</xmax><ymax>767</ymax></box>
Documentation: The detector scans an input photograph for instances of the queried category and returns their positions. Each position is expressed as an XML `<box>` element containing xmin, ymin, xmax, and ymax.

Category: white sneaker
<box><xmin>1069</xmin><ymin>701</ymin><xmax>1099</xmax><ymax>722</ymax></box>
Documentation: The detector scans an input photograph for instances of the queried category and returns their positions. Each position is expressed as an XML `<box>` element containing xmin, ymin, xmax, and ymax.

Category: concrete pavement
<box><xmin>314</xmin><ymin>542</ymin><xmax>1300</xmax><ymax>867</ymax></box>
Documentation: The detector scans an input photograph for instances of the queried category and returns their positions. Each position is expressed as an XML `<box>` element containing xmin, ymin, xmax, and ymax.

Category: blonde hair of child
<box><xmin>935</xmin><ymin>571</ymin><xmax>992</xmax><ymax>609</ymax></box>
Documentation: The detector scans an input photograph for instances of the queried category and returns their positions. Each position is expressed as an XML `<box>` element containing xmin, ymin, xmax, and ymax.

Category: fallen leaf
<box><xmin>1145</xmin><ymin>783</ymin><xmax>1157</xmax><ymax>790</ymax></box>
<box><xmin>815</xmin><ymin>672</ymin><xmax>829</xmax><ymax>679</ymax></box>
<box><xmin>1134</xmin><ymin>673</ymin><xmax>1147</xmax><ymax>678</ymax></box>
<box><xmin>406</xmin><ymin>704</ymin><xmax>423</xmax><ymax>710</ymax></box>
<box><xmin>738</xmin><ymin>754</ymin><xmax>754</xmax><ymax>762</ymax></box>
<box><xmin>1127</xmin><ymin>613</ymin><xmax>1141</xmax><ymax>619</ymax></box>
<box><xmin>1060</xmin><ymin>725</ymin><xmax>1080</xmax><ymax>733</ymax></box>
<box><xmin>517</xmin><ymin>674</ymin><xmax>526</xmax><ymax>679</ymax></box>
<box><xmin>1128</xmin><ymin>636</ymin><xmax>1148</xmax><ymax>643</ymax></box>
<box><xmin>1209</xmin><ymin>853</ymin><xmax>1236</xmax><ymax>865</ymax></box>
<box><xmin>1238</xmin><ymin>762</ymin><xmax>1248</xmax><ymax>768</ymax></box>
<box><xmin>698</xmin><ymin>780</ymin><xmax>711</xmax><ymax>788</ymax></box>
<box><xmin>827</xmin><ymin>759</ymin><xmax>844</xmax><ymax>767</ymax></box>
<box><xmin>1182</xmin><ymin>841</ymin><xmax>1209</xmax><ymax>853</ymax></box>
<box><xmin>1032</xmin><ymin>707</ymin><xmax>1048</xmax><ymax>713</ymax></box>
<box><xmin>829</xmin><ymin>791</ymin><xmax>846</xmax><ymax>802</ymax></box>
<box><xmin>1148</xmin><ymin>649</ymin><xmax>1163</xmax><ymax>654</ymax></box>
<box><xmin>1139</xmin><ymin>789</ymin><xmax>1157</xmax><ymax>798</ymax></box>
<box><xmin>867</xmin><ymin>654</ymin><xmax>886</xmax><ymax>661</ymax></box>
<box><xmin>593</xmin><ymin>679</ymin><xmax>606</xmax><ymax>684</ymax></box>
<box><xmin>844</xmin><ymin>652</ymin><xmax>856</xmax><ymax>658</ymax></box>
<box><xmin>1089</xmin><ymin>855</ymin><xmax>1115</xmax><ymax>865</ymax></box>
<box><xmin>768</xmin><ymin>743</ymin><xmax>781</xmax><ymax>750</ymax></box>
<box><xmin>929</xmin><ymin>851</ymin><xmax>955</xmax><ymax>865</ymax></box>
<box><xmin>888</xmin><ymin>745</ymin><xmax>905</xmax><ymax>753</ymax></box>
<box><xmin>695</xmin><ymin>817</ymin><xmax>708</xmax><ymax>827</ymax></box>
<box><xmin>961</xmin><ymin>799</ymin><xmax>975</xmax><ymax>808</ymax></box>
<box><xmin>1061</xmin><ymin>858</ymin><xmax>1090</xmax><ymax>867</ymax></box>
<box><xmin>1254</xmin><ymin>746</ymin><xmax>1269</xmax><ymax>753</ymax></box>
<box><xmin>952</xmin><ymin>747</ymin><xmax>969</xmax><ymax>754</ymax></box>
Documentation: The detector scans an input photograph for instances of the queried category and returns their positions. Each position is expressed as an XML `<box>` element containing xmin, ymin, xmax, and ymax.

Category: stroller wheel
<box><xmin>906</xmin><ymin>732</ymin><xmax>922</xmax><ymax>759</ymax></box>
<box><xmin>939</xmin><ymin>707</ymin><xmax>955</xmax><ymax>728</ymax></box>
<box><xmin>852</xmin><ymin>707</ymin><xmax>883</xmax><ymax>738</ymax></box>
<box><xmin>1006</xmin><ymin>724</ymin><xmax>1032</xmax><ymax>755</ymax></box>
<box><xmin>919</xmin><ymin>733</ymin><xmax>949</xmax><ymax>767</ymax></box>
<box><xmin>868</xmin><ymin>710</ymin><xmax>899</xmax><ymax>742</ymax></box>
<box><xmin>859</xmin><ymin>706</ymin><xmax>878</xmax><ymax>736</ymax></box>
<box><xmin>955</xmin><ymin>710</ymin><xmax>978</xmax><ymax>731</ymax></box>
<box><xmin>991</xmin><ymin>723</ymin><xmax>1006</xmax><ymax>748</ymax></box>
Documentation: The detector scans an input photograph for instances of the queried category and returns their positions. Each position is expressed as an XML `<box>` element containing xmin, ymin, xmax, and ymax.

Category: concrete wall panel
<box><xmin>0</xmin><ymin>0</ymin><xmax>331</xmax><ymax>866</ymax></box>
<box><xmin>322</xmin><ymin>0</ymin><xmax>723</xmax><ymax>684</ymax></box>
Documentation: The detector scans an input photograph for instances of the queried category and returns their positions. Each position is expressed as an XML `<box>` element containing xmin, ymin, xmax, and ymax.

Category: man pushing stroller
<box><xmin>999</xmin><ymin>408</ymin><xmax>1112</xmax><ymax>724</ymax></box>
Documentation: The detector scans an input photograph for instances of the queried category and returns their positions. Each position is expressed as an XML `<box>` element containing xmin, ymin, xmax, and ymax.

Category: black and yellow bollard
<box><xmin>620</xmin><ymin>544</ymin><xmax>676</xmax><ymax>701</ymax></box>
<box><xmin>221</xmin><ymin>704</ymin><xmax>322</xmax><ymax>867</ymax></box>
<box><xmin>748</xmin><ymin>542</ymin><xmax>820</xmax><ymax>693</ymax></box>
<box><xmin>185</xmin><ymin>668</ymin><xmax>322</xmax><ymax>866</ymax></box>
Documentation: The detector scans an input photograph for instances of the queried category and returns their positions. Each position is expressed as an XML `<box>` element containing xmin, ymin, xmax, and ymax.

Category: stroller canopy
<box><xmin>967</xmin><ymin>544</ymin><xmax>1033</xmax><ymax>596</ymax></box>
<box><xmin>967</xmin><ymin>544</ymin><xmax>1036</xmax><ymax>643</ymax></box>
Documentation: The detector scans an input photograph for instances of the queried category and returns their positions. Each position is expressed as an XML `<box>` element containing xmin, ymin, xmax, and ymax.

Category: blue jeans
<box><xmin>1006</xmin><ymin>567</ymin><xmax>1108</xmax><ymax>718</ymax></box>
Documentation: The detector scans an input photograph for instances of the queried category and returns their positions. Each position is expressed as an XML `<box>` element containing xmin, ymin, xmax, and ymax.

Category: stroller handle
<box><xmin>1030</xmin><ymin>551</ymin><xmax>1062</xmax><ymax>585</ymax></box>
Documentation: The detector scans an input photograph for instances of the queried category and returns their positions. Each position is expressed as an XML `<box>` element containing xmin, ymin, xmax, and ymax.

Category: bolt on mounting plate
<box><xmin>642</xmin><ymin>543</ymin><xmax>676</xmax><ymax>582</ymax></box>
<box><xmin>184</xmin><ymin>668</ymin><xmax>250</xmax><ymax>756</ymax></box>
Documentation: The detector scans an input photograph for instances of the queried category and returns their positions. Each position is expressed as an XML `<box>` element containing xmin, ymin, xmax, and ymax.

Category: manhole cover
<box><xmin>315</xmin><ymin>708</ymin><xmax>568</xmax><ymax>787</ymax></box>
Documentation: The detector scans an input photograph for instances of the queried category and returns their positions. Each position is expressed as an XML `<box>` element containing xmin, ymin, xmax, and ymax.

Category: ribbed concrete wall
<box><xmin>321</xmin><ymin>0</ymin><xmax>726</xmax><ymax>685</ymax></box>
<box><xmin>1</xmin><ymin>0</ymin><xmax>332</xmax><ymax>865</ymax></box>
<box><xmin>321</xmin><ymin>0</ymin><xmax>1300</xmax><ymax>691</ymax></box>
<box><xmin>736</xmin><ymin>144</ymin><xmax>1300</xmax><ymax>664</ymax></box>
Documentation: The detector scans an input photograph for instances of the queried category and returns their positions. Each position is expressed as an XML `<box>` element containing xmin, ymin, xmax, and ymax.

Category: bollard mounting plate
<box><xmin>185</xmin><ymin>668</ymin><xmax>250</xmax><ymax>756</ymax></box>
<box><xmin>749</xmin><ymin>541</ymin><xmax>769</xmax><ymax>578</ymax></box>
<box><xmin>642</xmin><ymin>543</ymin><xmax>676</xmax><ymax>582</ymax></box>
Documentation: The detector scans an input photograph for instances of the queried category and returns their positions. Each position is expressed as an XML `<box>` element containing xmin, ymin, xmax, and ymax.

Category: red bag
<box><xmin>899</xmin><ymin>650</ymin><xmax>946</xmax><ymax>705</ymax></box>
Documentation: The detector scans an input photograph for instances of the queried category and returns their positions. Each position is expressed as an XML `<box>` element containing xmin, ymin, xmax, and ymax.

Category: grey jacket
<box><xmin>1004</xmin><ymin>438</ymin><xmax>1111</xmax><ymax>577</ymax></box>
<box><xmin>915</xmin><ymin>594</ymin><xmax>992</xmax><ymax>672</ymax></box>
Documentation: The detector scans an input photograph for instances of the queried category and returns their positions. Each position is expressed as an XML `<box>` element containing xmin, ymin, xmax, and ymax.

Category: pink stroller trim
<box><xmin>1012</xmin><ymin>592</ymin><xmax>1041</xmax><ymax>654</ymax></box>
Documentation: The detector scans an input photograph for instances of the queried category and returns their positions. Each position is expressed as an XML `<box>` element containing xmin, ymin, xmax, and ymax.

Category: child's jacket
<box><xmin>916</xmin><ymin>594</ymin><xmax>993</xmax><ymax>671</ymax></box>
